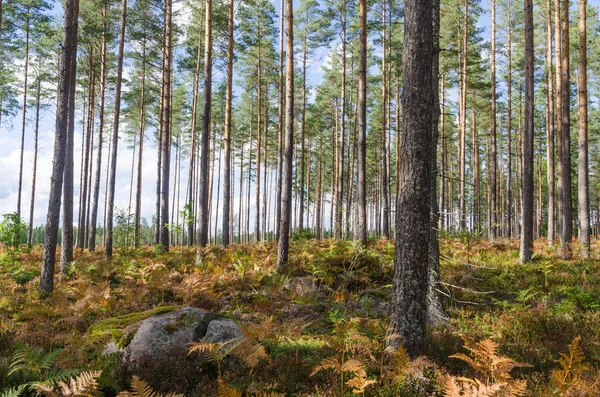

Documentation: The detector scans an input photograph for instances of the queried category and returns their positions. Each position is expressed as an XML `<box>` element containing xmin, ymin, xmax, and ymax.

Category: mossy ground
<box><xmin>0</xmin><ymin>237</ymin><xmax>599</xmax><ymax>395</ymax></box>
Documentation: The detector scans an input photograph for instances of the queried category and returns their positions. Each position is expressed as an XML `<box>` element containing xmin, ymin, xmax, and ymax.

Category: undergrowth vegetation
<box><xmin>0</xmin><ymin>238</ymin><xmax>599</xmax><ymax>396</ymax></box>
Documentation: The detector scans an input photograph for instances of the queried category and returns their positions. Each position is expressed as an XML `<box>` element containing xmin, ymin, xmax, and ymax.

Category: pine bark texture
<box><xmin>559</xmin><ymin>0</ymin><xmax>572</xmax><ymax>259</ymax></box>
<box><xmin>388</xmin><ymin>0</ymin><xmax>433</xmax><ymax>358</ymax></box>
<box><xmin>578</xmin><ymin>0</ymin><xmax>589</xmax><ymax>257</ymax></box>
<box><xmin>105</xmin><ymin>0</ymin><xmax>127</xmax><ymax>259</ymax></box>
<box><xmin>520</xmin><ymin>0</ymin><xmax>534</xmax><ymax>263</ymax></box>
<box><xmin>222</xmin><ymin>0</ymin><xmax>234</xmax><ymax>247</ymax></box>
<box><xmin>40</xmin><ymin>0</ymin><xmax>79</xmax><ymax>293</ymax></box>
<box><xmin>276</xmin><ymin>0</ymin><xmax>294</xmax><ymax>273</ymax></box>
<box><xmin>355</xmin><ymin>0</ymin><xmax>367</xmax><ymax>246</ymax></box>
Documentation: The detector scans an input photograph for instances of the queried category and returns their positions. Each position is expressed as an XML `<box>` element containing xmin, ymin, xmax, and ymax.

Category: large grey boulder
<box><xmin>126</xmin><ymin>306</ymin><xmax>243</xmax><ymax>363</ymax></box>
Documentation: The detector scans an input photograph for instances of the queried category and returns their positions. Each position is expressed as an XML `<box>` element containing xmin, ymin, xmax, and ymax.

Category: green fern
<box><xmin>8</xmin><ymin>345</ymin><xmax>63</xmax><ymax>378</ymax></box>
<box><xmin>0</xmin><ymin>386</ymin><xmax>25</xmax><ymax>397</ymax></box>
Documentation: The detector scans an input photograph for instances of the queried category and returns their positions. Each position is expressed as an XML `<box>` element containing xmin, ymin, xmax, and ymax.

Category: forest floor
<box><xmin>1</xmin><ymin>237</ymin><xmax>599</xmax><ymax>396</ymax></box>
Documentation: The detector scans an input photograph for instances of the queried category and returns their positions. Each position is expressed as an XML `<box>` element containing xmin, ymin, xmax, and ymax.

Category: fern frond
<box><xmin>129</xmin><ymin>376</ymin><xmax>159</xmax><ymax>397</ymax></box>
<box><xmin>443</xmin><ymin>376</ymin><xmax>461</xmax><ymax>397</ymax></box>
<box><xmin>550</xmin><ymin>336</ymin><xmax>592</xmax><ymax>392</ymax></box>
<box><xmin>35</xmin><ymin>384</ymin><xmax>58</xmax><ymax>397</ymax></box>
<box><xmin>57</xmin><ymin>371</ymin><xmax>101</xmax><ymax>396</ymax></box>
<box><xmin>0</xmin><ymin>385</ymin><xmax>26</xmax><ymax>397</ymax></box>
<box><xmin>310</xmin><ymin>357</ymin><xmax>341</xmax><ymax>376</ymax></box>
<box><xmin>231</xmin><ymin>341</ymin><xmax>268</xmax><ymax>370</ymax></box>
<box><xmin>217</xmin><ymin>382</ymin><xmax>242</xmax><ymax>397</ymax></box>
<box><xmin>340</xmin><ymin>358</ymin><xmax>366</xmax><ymax>378</ymax></box>
<box><xmin>345</xmin><ymin>374</ymin><xmax>376</xmax><ymax>394</ymax></box>
<box><xmin>187</xmin><ymin>341</ymin><xmax>220</xmax><ymax>356</ymax></box>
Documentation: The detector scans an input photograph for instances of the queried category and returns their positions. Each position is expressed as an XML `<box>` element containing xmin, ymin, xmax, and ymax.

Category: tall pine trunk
<box><xmin>489</xmin><ymin>0</ymin><xmax>497</xmax><ymax>240</ymax></box>
<box><xmin>388</xmin><ymin>0</ymin><xmax>433</xmax><ymax>357</ymax></box>
<box><xmin>28</xmin><ymin>76</ymin><xmax>42</xmax><ymax>245</ymax></box>
<box><xmin>381</xmin><ymin>0</ymin><xmax>390</xmax><ymax>238</ymax></box>
<box><xmin>40</xmin><ymin>0</ymin><xmax>79</xmax><ymax>293</ymax></box>
<box><xmin>159</xmin><ymin>0</ymin><xmax>173</xmax><ymax>251</ymax></box>
<box><xmin>89</xmin><ymin>9</ymin><xmax>107</xmax><ymax>252</ymax></box>
<box><xmin>134</xmin><ymin>41</ymin><xmax>146</xmax><ymax>247</ymax></box>
<box><xmin>546</xmin><ymin>0</ymin><xmax>555</xmax><ymax>245</ymax></box>
<box><xmin>186</xmin><ymin>16</ymin><xmax>203</xmax><ymax>246</ymax></box>
<box><xmin>105</xmin><ymin>0</ymin><xmax>127</xmax><ymax>259</ymax></box>
<box><xmin>275</xmin><ymin>0</ymin><xmax>284</xmax><ymax>240</ymax></box>
<box><xmin>222</xmin><ymin>0</ymin><xmax>234</xmax><ymax>247</ymax></box>
<box><xmin>276</xmin><ymin>0</ymin><xmax>294</xmax><ymax>273</ymax></box>
<box><xmin>17</xmin><ymin>10</ymin><xmax>30</xmax><ymax>217</ymax></box>
<box><xmin>197</xmin><ymin>0</ymin><xmax>212</xmax><ymax>252</ymax></box>
<box><xmin>355</xmin><ymin>0</ymin><xmax>367</xmax><ymax>246</ymax></box>
<box><xmin>77</xmin><ymin>51</ymin><xmax>95</xmax><ymax>249</ymax></box>
<box><xmin>520</xmin><ymin>0</ymin><xmax>534</xmax><ymax>263</ymax></box>
<box><xmin>577</xmin><ymin>0</ymin><xmax>589</xmax><ymax>257</ymax></box>
<box><xmin>335</xmin><ymin>7</ymin><xmax>347</xmax><ymax>239</ymax></box>
<box><xmin>559</xmin><ymin>0</ymin><xmax>572</xmax><ymax>259</ymax></box>
<box><xmin>427</xmin><ymin>0</ymin><xmax>445</xmax><ymax>326</ymax></box>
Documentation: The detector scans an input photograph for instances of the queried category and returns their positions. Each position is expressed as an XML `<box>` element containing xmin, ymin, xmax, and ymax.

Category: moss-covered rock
<box><xmin>85</xmin><ymin>305</ymin><xmax>179</xmax><ymax>348</ymax></box>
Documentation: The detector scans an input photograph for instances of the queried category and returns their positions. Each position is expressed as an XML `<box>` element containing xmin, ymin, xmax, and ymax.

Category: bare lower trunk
<box><xmin>489</xmin><ymin>0</ymin><xmax>497</xmax><ymax>240</ymax></box>
<box><xmin>134</xmin><ymin>42</ymin><xmax>146</xmax><ymax>247</ymax></box>
<box><xmin>520</xmin><ymin>0</ymin><xmax>534</xmax><ymax>263</ymax></box>
<box><xmin>275</xmin><ymin>0</ymin><xmax>284</xmax><ymax>240</ymax></box>
<box><xmin>77</xmin><ymin>52</ymin><xmax>95</xmax><ymax>249</ymax></box>
<box><xmin>89</xmin><ymin>12</ymin><xmax>107</xmax><ymax>252</ymax></box>
<box><xmin>276</xmin><ymin>0</ymin><xmax>294</xmax><ymax>273</ymax></box>
<box><xmin>355</xmin><ymin>0</ymin><xmax>367</xmax><ymax>246</ymax></box>
<box><xmin>197</xmin><ymin>0</ymin><xmax>212</xmax><ymax>253</ymax></box>
<box><xmin>388</xmin><ymin>0</ymin><xmax>433</xmax><ymax>357</ymax></box>
<box><xmin>28</xmin><ymin>78</ymin><xmax>42</xmax><ymax>245</ymax></box>
<box><xmin>559</xmin><ymin>0</ymin><xmax>572</xmax><ymax>259</ymax></box>
<box><xmin>577</xmin><ymin>0</ymin><xmax>589</xmax><ymax>257</ymax></box>
<box><xmin>159</xmin><ymin>0</ymin><xmax>173</xmax><ymax>251</ymax></box>
<box><xmin>427</xmin><ymin>0</ymin><xmax>445</xmax><ymax>326</ymax></box>
<box><xmin>60</xmin><ymin>15</ymin><xmax>79</xmax><ymax>274</ymax></box>
<box><xmin>105</xmin><ymin>0</ymin><xmax>127</xmax><ymax>259</ymax></box>
<box><xmin>546</xmin><ymin>0</ymin><xmax>555</xmax><ymax>245</ymax></box>
<box><xmin>40</xmin><ymin>0</ymin><xmax>79</xmax><ymax>293</ymax></box>
<box><xmin>17</xmin><ymin>11</ymin><xmax>30</xmax><ymax>217</ymax></box>
<box><xmin>222</xmin><ymin>0</ymin><xmax>234</xmax><ymax>247</ymax></box>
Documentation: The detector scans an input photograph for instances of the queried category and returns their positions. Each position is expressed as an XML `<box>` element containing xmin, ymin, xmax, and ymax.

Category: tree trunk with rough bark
<box><xmin>105</xmin><ymin>0</ymin><xmax>127</xmax><ymax>259</ymax></box>
<box><xmin>520</xmin><ymin>0</ymin><xmax>534</xmax><ymax>263</ymax></box>
<box><xmin>546</xmin><ymin>0</ymin><xmax>555</xmax><ymax>245</ymax></box>
<box><xmin>222</xmin><ymin>0</ymin><xmax>234</xmax><ymax>247</ymax></box>
<box><xmin>388</xmin><ymin>0</ymin><xmax>433</xmax><ymax>358</ymax></box>
<box><xmin>40</xmin><ymin>0</ymin><xmax>79</xmax><ymax>293</ymax></box>
<box><xmin>489</xmin><ymin>0</ymin><xmax>497</xmax><ymax>240</ymax></box>
<box><xmin>355</xmin><ymin>0</ymin><xmax>367</xmax><ymax>246</ymax></box>
<box><xmin>559</xmin><ymin>0</ymin><xmax>572</xmax><ymax>259</ymax></box>
<box><xmin>276</xmin><ymin>0</ymin><xmax>294</xmax><ymax>273</ymax></box>
<box><xmin>197</xmin><ymin>0</ymin><xmax>212</xmax><ymax>254</ymax></box>
<box><xmin>89</xmin><ymin>8</ymin><xmax>107</xmax><ymax>252</ymax></box>
<box><xmin>578</xmin><ymin>0</ymin><xmax>589</xmax><ymax>257</ymax></box>
<box><xmin>17</xmin><ymin>9</ymin><xmax>30</xmax><ymax>218</ymax></box>
<box><xmin>159</xmin><ymin>0</ymin><xmax>173</xmax><ymax>251</ymax></box>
